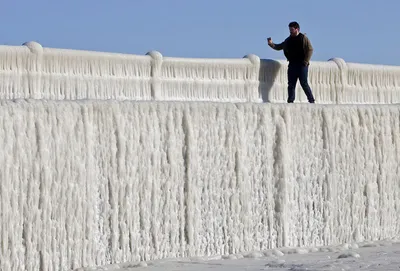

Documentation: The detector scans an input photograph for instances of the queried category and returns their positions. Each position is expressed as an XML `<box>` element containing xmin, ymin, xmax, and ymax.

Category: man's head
<box><xmin>288</xmin><ymin>21</ymin><xmax>300</xmax><ymax>36</ymax></box>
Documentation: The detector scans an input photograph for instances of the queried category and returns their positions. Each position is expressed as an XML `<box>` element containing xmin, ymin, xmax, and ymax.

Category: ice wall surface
<box><xmin>1</xmin><ymin>100</ymin><xmax>399</xmax><ymax>271</ymax></box>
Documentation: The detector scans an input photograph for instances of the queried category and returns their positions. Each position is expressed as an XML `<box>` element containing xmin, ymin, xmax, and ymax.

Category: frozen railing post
<box><xmin>328</xmin><ymin>57</ymin><xmax>347</xmax><ymax>103</ymax></box>
<box><xmin>146</xmin><ymin>50</ymin><xmax>163</xmax><ymax>100</ymax></box>
<box><xmin>243</xmin><ymin>54</ymin><xmax>261</xmax><ymax>102</ymax></box>
<box><xmin>23</xmin><ymin>41</ymin><xmax>43</xmax><ymax>99</ymax></box>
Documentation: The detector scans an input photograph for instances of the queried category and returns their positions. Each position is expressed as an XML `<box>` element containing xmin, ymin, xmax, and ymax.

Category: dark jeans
<box><xmin>287</xmin><ymin>62</ymin><xmax>315</xmax><ymax>103</ymax></box>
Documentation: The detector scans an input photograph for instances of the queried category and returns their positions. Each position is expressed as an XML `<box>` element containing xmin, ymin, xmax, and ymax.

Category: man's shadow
<box><xmin>258</xmin><ymin>59</ymin><xmax>283</xmax><ymax>103</ymax></box>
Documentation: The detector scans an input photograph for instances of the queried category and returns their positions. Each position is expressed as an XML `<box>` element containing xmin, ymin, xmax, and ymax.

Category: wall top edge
<box><xmin>346</xmin><ymin>62</ymin><xmax>400</xmax><ymax>70</ymax></box>
<box><xmin>163</xmin><ymin>56</ymin><xmax>252</xmax><ymax>65</ymax></box>
<box><xmin>42</xmin><ymin>48</ymin><xmax>151</xmax><ymax>61</ymax></box>
<box><xmin>0</xmin><ymin>43</ymin><xmax>398</xmax><ymax>68</ymax></box>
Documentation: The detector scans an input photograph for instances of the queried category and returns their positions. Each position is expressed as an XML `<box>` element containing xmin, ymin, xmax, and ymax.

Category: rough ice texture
<box><xmin>0</xmin><ymin>45</ymin><xmax>152</xmax><ymax>100</ymax></box>
<box><xmin>1</xmin><ymin>44</ymin><xmax>400</xmax><ymax>103</ymax></box>
<box><xmin>158</xmin><ymin>56</ymin><xmax>259</xmax><ymax>102</ymax></box>
<box><xmin>1</xmin><ymin>100</ymin><xmax>399</xmax><ymax>271</ymax></box>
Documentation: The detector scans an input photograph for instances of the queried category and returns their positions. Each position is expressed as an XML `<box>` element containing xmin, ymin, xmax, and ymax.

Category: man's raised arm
<box><xmin>267</xmin><ymin>37</ymin><xmax>284</xmax><ymax>50</ymax></box>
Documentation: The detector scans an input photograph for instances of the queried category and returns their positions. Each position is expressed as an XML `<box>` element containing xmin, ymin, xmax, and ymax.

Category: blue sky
<box><xmin>1</xmin><ymin>0</ymin><xmax>399</xmax><ymax>65</ymax></box>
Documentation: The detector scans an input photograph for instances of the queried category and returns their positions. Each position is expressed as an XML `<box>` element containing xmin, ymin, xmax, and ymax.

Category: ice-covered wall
<box><xmin>1</xmin><ymin>100</ymin><xmax>399</xmax><ymax>271</ymax></box>
<box><xmin>1</xmin><ymin>42</ymin><xmax>400</xmax><ymax>103</ymax></box>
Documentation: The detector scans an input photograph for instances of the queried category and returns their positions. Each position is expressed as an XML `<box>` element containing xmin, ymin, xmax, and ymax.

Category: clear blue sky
<box><xmin>1</xmin><ymin>0</ymin><xmax>399</xmax><ymax>65</ymax></box>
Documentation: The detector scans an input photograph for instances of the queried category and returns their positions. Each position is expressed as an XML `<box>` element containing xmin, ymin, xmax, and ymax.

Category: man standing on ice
<box><xmin>267</xmin><ymin>21</ymin><xmax>315</xmax><ymax>103</ymax></box>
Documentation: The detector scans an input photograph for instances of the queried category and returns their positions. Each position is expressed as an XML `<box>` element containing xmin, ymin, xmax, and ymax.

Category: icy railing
<box><xmin>0</xmin><ymin>41</ymin><xmax>400</xmax><ymax>103</ymax></box>
<box><xmin>0</xmin><ymin>42</ymin><xmax>152</xmax><ymax>100</ymax></box>
<box><xmin>344</xmin><ymin>62</ymin><xmax>400</xmax><ymax>103</ymax></box>
<box><xmin>40</xmin><ymin>48</ymin><xmax>152</xmax><ymax>100</ymax></box>
<box><xmin>157</xmin><ymin>55</ymin><xmax>259</xmax><ymax>102</ymax></box>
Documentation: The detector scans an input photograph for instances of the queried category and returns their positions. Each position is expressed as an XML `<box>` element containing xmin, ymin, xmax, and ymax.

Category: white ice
<box><xmin>1</xmin><ymin>43</ymin><xmax>400</xmax><ymax>103</ymax></box>
<box><xmin>1</xmin><ymin>43</ymin><xmax>400</xmax><ymax>271</ymax></box>
<box><xmin>0</xmin><ymin>100</ymin><xmax>400</xmax><ymax>271</ymax></box>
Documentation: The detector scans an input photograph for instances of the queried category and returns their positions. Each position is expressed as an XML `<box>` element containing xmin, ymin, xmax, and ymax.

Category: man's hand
<box><xmin>267</xmin><ymin>37</ymin><xmax>273</xmax><ymax>45</ymax></box>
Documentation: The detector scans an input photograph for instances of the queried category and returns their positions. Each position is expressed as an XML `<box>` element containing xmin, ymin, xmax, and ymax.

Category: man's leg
<box><xmin>287</xmin><ymin>63</ymin><xmax>298</xmax><ymax>103</ymax></box>
<box><xmin>299</xmin><ymin>65</ymin><xmax>315</xmax><ymax>103</ymax></box>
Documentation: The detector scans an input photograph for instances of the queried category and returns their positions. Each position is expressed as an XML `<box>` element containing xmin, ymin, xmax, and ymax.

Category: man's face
<box><xmin>289</xmin><ymin>27</ymin><xmax>299</xmax><ymax>36</ymax></box>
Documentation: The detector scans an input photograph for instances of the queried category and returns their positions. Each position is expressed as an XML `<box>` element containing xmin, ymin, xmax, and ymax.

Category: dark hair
<box><xmin>288</xmin><ymin>21</ymin><xmax>300</xmax><ymax>29</ymax></box>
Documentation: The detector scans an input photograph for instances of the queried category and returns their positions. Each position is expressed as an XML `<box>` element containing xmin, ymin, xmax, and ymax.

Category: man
<box><xmin>267</xmin><ymin>21</ymin><xmax>315</xmax><ymax>103</ymax></box>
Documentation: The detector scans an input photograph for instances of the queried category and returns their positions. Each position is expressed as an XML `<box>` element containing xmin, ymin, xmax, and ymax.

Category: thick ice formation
<box><xmin>0</xmin><ymin>45</ymin><xmax>153</xmax><ymax>100</ymax></box>
<box><xmin>0</xmin><ymin>100</ymin><xmax>399</xmax><ymax>271</ymax></box>
<box><xmin>1</xmin><ymin>43</ymin><xmax>400</xmax><ymax>103</ymax></box>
